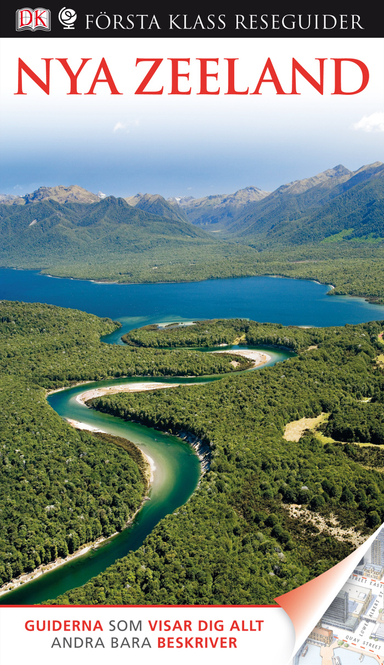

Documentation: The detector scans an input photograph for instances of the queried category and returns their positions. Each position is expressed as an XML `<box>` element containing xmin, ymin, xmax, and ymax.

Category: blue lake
<box><xmin>0</xmin><ymin>269</ymin><xmax>383</xmax><ymax>335</ymax></box>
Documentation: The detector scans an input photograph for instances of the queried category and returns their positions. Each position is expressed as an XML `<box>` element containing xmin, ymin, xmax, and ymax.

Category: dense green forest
<box><xmin>47</xmin><ymin>317</ymin><xmax>384</xmax><ymax>605</ymax></box>
<box><xmin>123</xmin><ymin>318</ymin><xmax>318</xmax><ymax>350</ymax></box>
<box><xmin>0</xmin><ymin>376</ymin><xmax>148</xmax><ymax>581</ymax></box>
<box><xmin>0</xmin><ymin>302</ymin><xmax>251</xmax><ymax>589</ymax></box>
<box><xmin>0</xmin><ymin>302</ymin><xmax>250</xmax><ymax>389</ymax></box>
<box><xmin>241</xmin><ymin>244</ymin><xmax>384</xmax><ymax>305</ymax></box>
<box><xmin>322</xmin><ymin>401</ymin><xmax>384</xmax><ymax>445</ymax></box>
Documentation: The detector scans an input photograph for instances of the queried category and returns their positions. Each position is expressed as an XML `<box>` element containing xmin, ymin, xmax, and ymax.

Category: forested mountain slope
<box><xmin>230</xmin><ymin>162</ymin><xmax>384</xmax><ymax>243</ymax></box>
<box><xmin>125</xmin><ymin>193</ymin><xmax>189</xmax><ymax>224</ymax></box>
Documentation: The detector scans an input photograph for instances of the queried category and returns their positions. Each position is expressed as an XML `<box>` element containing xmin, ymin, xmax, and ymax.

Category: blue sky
<box><xmin>0</xmin><ymin>38</ymin><xmax>383</xmax><ymax>198</ymax></box>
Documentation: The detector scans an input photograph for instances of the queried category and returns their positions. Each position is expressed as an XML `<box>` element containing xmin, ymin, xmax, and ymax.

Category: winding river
<box><xmin>1</xmin><ymin>269</ymin><xmax>384</xmax><ymax>605</ymax></box>
<box><xmin>0</xmin><ymin>344</ymin><xmax>292</xmax><ymax>605</ymax></box>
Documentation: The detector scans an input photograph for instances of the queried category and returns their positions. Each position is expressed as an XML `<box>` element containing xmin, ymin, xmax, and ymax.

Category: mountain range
<box><xmin>223</xmin><ymin>162</ymin><xmax>384</xmax><ymax>243</ymax></box>
<box><xmin>167</xmin><ymin>161</ymin><xmax>384</xmax><ymax>244</ymax></box>
<box><xmin>4</xmin><ymin>161</ymin><xmax>383</xmax><ymax>245</ymax></box>
<box><xmin>168</xmin><ymin>185</ymin><xmax>269</xmax><ymax>229</ymax></box>
<box><xmin>125</xmin><ymin>193</ymin><xmax>189</xmax><ymax>224</ymax></box>
<box><xmin>0</xmin><ymin>194</ymin><xmax>210</xmax><ymax>258</ymax></box>
<box><xmin>0</xmin><ymin>161</ymin><xmax>383</xmax><ymax>289</ymax></box>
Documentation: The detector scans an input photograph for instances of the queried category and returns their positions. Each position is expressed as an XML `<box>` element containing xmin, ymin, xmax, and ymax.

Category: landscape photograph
<box><xmin>0</xmin><ymin>35</ymin><xmax>384</xmax><ymax>607</ymax></box>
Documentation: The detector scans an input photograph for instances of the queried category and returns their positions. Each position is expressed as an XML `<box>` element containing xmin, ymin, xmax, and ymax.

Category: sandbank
<box><xmin>0</xmin><ymin>532</ymin><xmax>119</xmax><ymax>598</ymax></box>
<box><xmin>211</xmin><ymin>349</ymin><xmax>271</xmax><ymax>367</ymax></box>
<box><xmin>65</xmin><ymin>419</ymin><xmax>156</xmax><ymax>484</ymax></box>
<box><xmin>76</xmin><ymin>382</ymin><xmax>183</xmax><ymax>405</ymax></box>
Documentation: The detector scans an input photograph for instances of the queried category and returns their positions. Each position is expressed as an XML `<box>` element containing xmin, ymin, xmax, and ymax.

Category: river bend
<box><xmin>0</xmin><ymin>344</ymin><xmax>292</xmax><ymax>605</ymax></box>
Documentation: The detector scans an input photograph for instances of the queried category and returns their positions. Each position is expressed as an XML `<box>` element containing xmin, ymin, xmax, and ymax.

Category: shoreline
<box><xmin>211</xmin><ymin>349</ymin><xmax>272</xmax><ymax>367</ymax></box>
<box><xmin>0</xmin><ymin>535</ymin><xmax>112</xmax><ymax>598</ymax></box>
<box><xmin>75</xmin><ymin>381</ymin><xmax>187</xmax><ymax>405</ymax></box>
<box><xmin>0</xmin><ymin>497</ymin><xmax>147</xmax><ymax>599</ymax></box>
<box><xmin>46</xmin><ymin>380</ymin><xmax>93</xmax><ymax>397</ymax></box>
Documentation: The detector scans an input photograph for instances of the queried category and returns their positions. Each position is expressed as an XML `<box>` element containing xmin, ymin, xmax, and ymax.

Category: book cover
<box><xmin>0</xmin><ymin>4</ymin><xmax>383</xmax><ymax>664</ymax></box>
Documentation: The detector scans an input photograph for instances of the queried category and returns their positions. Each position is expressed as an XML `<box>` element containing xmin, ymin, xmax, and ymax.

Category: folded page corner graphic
<box><xmin>275</xmin><ymin>524</ymin><xmax>384</xmax><ymax>658</ymax></box>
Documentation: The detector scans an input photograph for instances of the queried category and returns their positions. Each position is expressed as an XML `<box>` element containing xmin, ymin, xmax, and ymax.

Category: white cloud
<box><xmin>113</xmin><ymin>121</ymin><xmax>126</xmax><ymax>132</ymax></box>
<box><xmin>353</xmin><ymin>112</ymin><xmax>384</xmax><ymax>133</ymax></box>
<box><xmin>113</xmin><ymin>119</ymin><xmax>140</xmax><ymax>133</ymax></box>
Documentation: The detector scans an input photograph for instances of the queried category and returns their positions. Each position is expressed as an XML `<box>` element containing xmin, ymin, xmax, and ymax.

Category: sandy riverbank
<box><xmin>65</xmin><ymin>419</ymin><xmax>156</xmax><ymax>483</ymax></box>
<box><xmin>0</xmin><ymin>532</ymin><xmax>118</xmax><ymax>598</ymax></box>
<box><xmin>0</xmin><ymin>490</ymin><xmax>153</xmax><ymax>599</ymax></box>
<box><xmin>0</xmin><ymin>468</ymin><xmax>154</xmax><ymax>598</ymax></box>
<box><xmin>0</xmin><ymin>485</ymin><xmax>153</xmax><ymax>597</ymax></box>
<box><xmin>211</xmin><ymin>349</ymin><xmax>271</xmax><ymax>367</ymax></box>
<box><xmin>75</xmin><ymin>381</ymin><xmax>185</xmax><ymax>405</ymax></box>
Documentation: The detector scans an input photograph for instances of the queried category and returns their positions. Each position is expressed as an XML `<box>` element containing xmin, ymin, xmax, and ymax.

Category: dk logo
<box><xmin>15</xmin><ymin>7</ymin><xmax>51</xmax><ymax>31</ymax></box>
